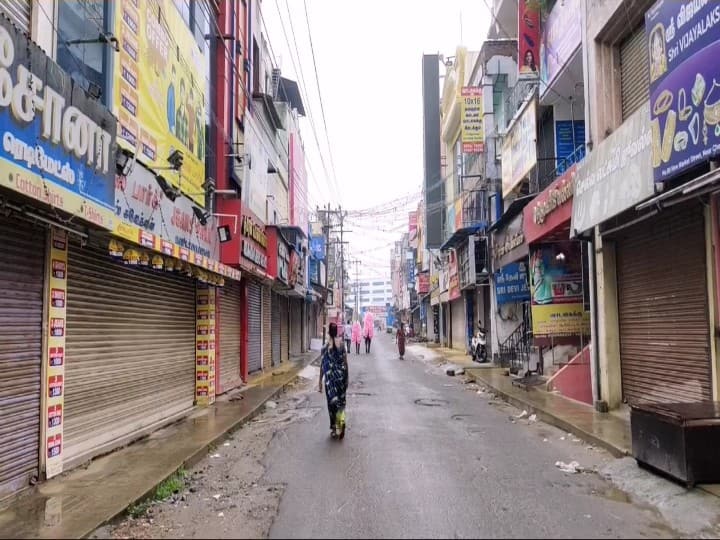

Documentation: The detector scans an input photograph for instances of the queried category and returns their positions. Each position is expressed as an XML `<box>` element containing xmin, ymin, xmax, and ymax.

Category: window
<box><xmin>57</xmin><ymin>0</ymin><xmax>110</xmax><ymax>105</ymax></box>
<box><xmin>173</xmin><ymin>0</ymin><xmax>191</xmax><ymax>27</ymax></box>
<box><xmin>620</xmin><ymin>25</ymin><xmax>649</xmax><ymax>121</ymax></box>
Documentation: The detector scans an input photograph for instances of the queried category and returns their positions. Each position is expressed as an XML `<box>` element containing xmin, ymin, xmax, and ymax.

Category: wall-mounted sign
<box><xmin>417</xmin><ymin>273</ymin><xmax>430</xmax><ymax>294</ymax></box>
<box><xmin>540</xmin><ymin>0</ymin><xmax>582</xmax><ymax>91</ymax></box>
<box><xmin>241</xmin><ymin>213</ymin><xmax>267</xmax><ymax>269</ymax></box>
<box><xmin>554</xmin><ymin>121</ymin><xmax>585</xmax><ymax>174</ymax></box>
<box><xmin>460</xmin><ymin>87</ymin><xmax>484</xmax><ymax>153</ymax></box>
<box><xmin>495</xmin><ymin>262</ymin><xmax>530</xmax><ymax>305</ymax></box>
<box><xmin>0</xmin><ymin>17</ymin><xmax>117</xmax><ymax>230</ymax></box>
<box><xmin>518</xmin><ymin>0</ymin><xmax>540</xmax><ymax>79</ymax></box>
<box><xmin>502</xmin><ymin>98</ymin><xmax>538</xmax><ymax>197</ymax></box>
<box><xmin>196</xmin><ymin>285</ymin><xmax>216</xmax><ymax>406</ymax></box>
<box><xmin>309</xmin><ymin>235</ymin><xmax>325</xmax><ymax>260</ymax></box>
<box><xmin>524</xmin><ymin>164</ymin><xmax>576</xmax><ymax>244</ymax></box>
<box><xmin>492</xmin><ymin>211</ymin><xmax>528</xmax><ymax>270</ymax></box>
<box><xmin>646</xmin><ymin>0</ymin><xmax>720</xmax><ymax>182</ymax></box>
<box><xmin>278</xmin><ymin>242</ymin><xmax>289</xmax><ymax>283</ymax></box>
<box><xmin>448</xmin><ymin>251</ymin><xmax>461</xmax><ymax>301</ymax></box>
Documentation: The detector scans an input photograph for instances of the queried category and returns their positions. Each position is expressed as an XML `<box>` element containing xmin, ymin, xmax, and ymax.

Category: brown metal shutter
<box><xmin>616</xmin><ymin>202</ymin><xmax>711</xmax><ymax>405</ymax></box>
<box><xmin>218</xmin><ymin>280</ymin><xmax>242</xmax><ymax>393</ymax></box>
<box><xmin>246</xmin><ymin>280</ymin><xmax>262</xmax><ymax>373</ymax></box>
<box><xmin>271</xmin><ymin>293</ymin><xmax>281</xmax><ymax>366</ymax></box>
<box><xmin>290</xmin><ymin>299</ymin><xmax>302</xmax><ymax>355</ymax></box>
<box><xmin>0</xmin><ymin>216</ymin><xmax>43</xmax><ymax>500</ymax></box>
<box><xmin>2</xmin><ymin>1</ymin><xmax>32</xmax><ymax>33</ymax></box>
<box><xmin>280</xmin><ymin>295</ymin><xmax>289</xmax><ymax>362</ymax></box>
<box><xmin>620</xmin><ymin>25</ymin><xmax>649</xmax><ymax>121</ymax></box>
<box><xmin>64</xmin><ymin>240</ymin><xmax>196</xmax><ymax>469</ymax></box>
<box><xmin>262</xmin><ymin>286</ymin><xmax>271</xmax><ymax>370</ymax></box>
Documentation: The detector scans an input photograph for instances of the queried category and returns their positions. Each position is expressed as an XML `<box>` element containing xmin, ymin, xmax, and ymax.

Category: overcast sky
<box><xmin>263</xmin><ymin>0</ymin><xmax>491</xmax><ymax>279</ymax></box>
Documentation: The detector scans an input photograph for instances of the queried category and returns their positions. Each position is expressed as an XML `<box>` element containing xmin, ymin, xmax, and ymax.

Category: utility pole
<box><xmin>319</xmin><ymin>203</ymin><xmax>331</xmax><ymax>343</ymax></box>
<box><xmin>350</xmin><ymin>259</ymin><xmax>361</xmax><ymax>320</ymax></box>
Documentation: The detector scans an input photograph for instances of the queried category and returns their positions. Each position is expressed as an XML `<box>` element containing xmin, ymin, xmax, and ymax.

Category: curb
<box><xmin>86</xmin><ymin>355</ymin><xmax>319</xmax><ymax>538</ymax></box>
<box><xmin>464</xmin><ymin>370</ymin><xmax>630</xmax><ymax>458</ymax></box>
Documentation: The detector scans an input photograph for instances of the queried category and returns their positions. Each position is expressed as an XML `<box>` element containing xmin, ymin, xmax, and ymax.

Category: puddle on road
<box><xmin>592</xmin><ymin>486</ymin><xmax>632</xmax><ymax>504</ymax></box>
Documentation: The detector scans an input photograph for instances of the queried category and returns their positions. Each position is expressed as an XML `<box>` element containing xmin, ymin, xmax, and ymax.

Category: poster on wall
<box><xmin>196</xmin><ymin>285</ymin><xmax>216</xmax><ymax>405</ymax></box>
<box><xmin>518</xmin><ymin>0</ymin><xmax>541</xmax><ymax>79</ymax></box>
<box><xmin>646</xmin><ymin>0</ymin><xmax>720</xmax><ymax>183</ymax></box>
<box><xmin>113</xmin><ymin>0</ymin><xmax>208</xmax><ymax>206</ymax></box>
<box><xmin>460</xmin><ymin>87</ymin><xmax>484</xmax><ymax>153</ymax></box>
<box><xmin>529</xmin><ymin>242</ymin><xmax>589</xmax><ymax>337</ymax></box>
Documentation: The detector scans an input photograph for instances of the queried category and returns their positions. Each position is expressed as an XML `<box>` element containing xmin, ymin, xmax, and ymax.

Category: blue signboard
<box><xmin>554</xmin><ymin>120</ymin><xmax>585</xmax><ymax>174</ymax></box>
<box><xmin>309</xmin><ymin>235</ymin><xmax>325</xmax><ymax>260</ymax></box>
<box><xmin>495</xmin><ymin>262</ymin><xmax>530</xmax><ymax>305</ymax></box>
<box><xmin>0</xmin><ymin>16</ymin><xmax>117</xmax><ymax>210</ymax></box>
<box><xmin>406</xmin><ymin>258</ymin><xmax>415</xmax><ymax>285</ymax></box>
<box><xmin>646</xmin><ymin>1</ymin><xmax>720</xmax><ymax>182</ymax></box>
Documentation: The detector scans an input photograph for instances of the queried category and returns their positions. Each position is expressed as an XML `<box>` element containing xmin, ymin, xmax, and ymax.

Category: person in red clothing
<box><xmin>396</xmin><ymin>322</ymin><xmax>406</xmax><ymax>360</ymax></box>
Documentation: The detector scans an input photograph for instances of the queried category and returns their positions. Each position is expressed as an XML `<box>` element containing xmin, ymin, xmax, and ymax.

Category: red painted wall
<box><xmin>547</xmin><ymin>346</ymin><xmax>592</xmax><ymax>405</ymax></box>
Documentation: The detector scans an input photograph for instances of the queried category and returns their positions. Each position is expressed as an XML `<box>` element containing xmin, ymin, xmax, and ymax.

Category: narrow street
<box><xmin>97</xmin><ymin>334</ymin><xmax>678</xmax><ymax>539</ymax></box>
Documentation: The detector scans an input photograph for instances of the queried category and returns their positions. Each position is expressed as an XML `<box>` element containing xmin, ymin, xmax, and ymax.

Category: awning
<box><xmin>487</xmin><ymin>194</ymin><xmax>534</xmax><ymax>233</ymax></box>
<box><xmin>439</xmin><ymin>223</ymin><xmax>487</xmax><ymax>251</ymax></box>
<box><xmin>278</xmin><ymin>77</ymin><xmax>306</xmax><ymax>116</ymax></box>
<box><xmin>636</xmin><ymin>168</ymin><xmax>720</xmax><ymax>212</ymax></box>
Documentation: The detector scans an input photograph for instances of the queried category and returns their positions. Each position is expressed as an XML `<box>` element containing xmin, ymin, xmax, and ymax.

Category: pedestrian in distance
<box><xmin>352</xmin><ymin>319</ymin><xmax>362</xmax><ymax>354</ymax></box>
<box><xmin>344</xmin><ymin>319</ymin><xmax>353</xmax><ymax>355</ymax></box>
<box><xmin>396</xmin><ymin>321</ymin><xmax>406</xmax><ymax>360</ymax></box>
<box><xmin>318</xmin><ymin>323</ymin><xmax>348</xmax><ymax>440</ymax></box>
<box><xmin>363</xmin><ymin>311</ymin><xmax>374</xmax><ymax>354</ymax></box>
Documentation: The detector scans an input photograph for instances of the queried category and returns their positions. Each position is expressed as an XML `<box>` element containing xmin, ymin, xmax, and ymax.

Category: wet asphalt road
<box><xmin>265</xmin><ymin>334</ymin><xmax>674</xmax><ymax>539</ymax></box>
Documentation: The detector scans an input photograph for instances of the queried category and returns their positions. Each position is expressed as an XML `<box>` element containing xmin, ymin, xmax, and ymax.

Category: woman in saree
<box><xmin>318</xmin><ymin>323</ymin><xmax>348</xmax><ymax>439</ymax></box>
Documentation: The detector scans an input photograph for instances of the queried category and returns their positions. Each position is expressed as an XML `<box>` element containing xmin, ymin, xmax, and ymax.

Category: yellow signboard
<box><xmin>114</xmin><ymin>0</ymin><xmax>207</xmax><ymax>207</ymax></box>
<box><xmin>531</xmin><ymin>303</ymin><xmax>590</xmax><ymax>337</ymax></box>
<box><xmin>460</xmin><ymin>87</ymin><xmax>484</xmax><ymax>153</ymax></box>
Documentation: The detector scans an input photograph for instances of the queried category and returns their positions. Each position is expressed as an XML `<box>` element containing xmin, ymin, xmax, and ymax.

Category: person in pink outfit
<box><xmin>351</xmin><ymin>320</ymin><xmax>362</xmax><ymax>354</ymax></box>
<box><xmin>363</xmin><ymin>311</ymin><xmax>375</xmax><ymax>353</ymax></box>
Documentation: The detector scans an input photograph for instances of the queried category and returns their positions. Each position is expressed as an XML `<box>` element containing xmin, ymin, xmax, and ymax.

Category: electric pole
<box><xmin>350</xmin><ymin>259</ymin><xmax>361</xmax><ymax>320</ymax></box>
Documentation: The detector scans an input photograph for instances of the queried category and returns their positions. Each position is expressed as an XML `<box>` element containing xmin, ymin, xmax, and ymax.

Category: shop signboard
<box><xmin>554</xmin><ymin>120</ymin><xmax>585</xmax><ymax>174</ymax></box>
<box><xmin>265</xmin><ymin>227</ymin><xmax>290</xmax><ymax>284</ymax></box>
<box><xmin>240</xmin><ymin>208</ymin><xmax>268</xmax><ymax>273</ymax></box>
<box><xmin>460</xmin><ymin>87</ymin><xmax>484</xmax><ymax>153</ymax></box>
<box><xmin>495</xmin><ymin>262</ymin><xmax>530</xmax><ymax>305</ymax></box>
<box><xmin>310</xmin><ymin>235</ymin><xmax>325</xmax><ymax>260</ymax></box>
<box><xmin>448</xmin><ymin>251</ymin><xmax>461</xmax><ymax>301</ymax></box>
<box><xmin>502</xmin><ymin>98</ymin><xmax>538</xmax><ymax>197</ymax></box>
<box><xmin>0</xmin><ymin>16</ymin><xmax>117</xmax><ymax>230</ymax></box>
<box><xmin>529</xmin><ymin>242</ymin><xmax>589</xmax><ymax>337</ymax></box>
<box><xmin>409</xmin><ymin>211</ymin><xmax>418</xmax><ymax>249</ymax></box>
<box><xmin>524</xmin><ymin>164</ymin><xmax>576</xmax><ymax>244</ymax></box>
<box><xmin>492</xmin><ymin>212</ymin><xmax>528</xmax><ymax>270</ymax></box>
<box><xmin>518</xmin><ymin>0</ymin><xmax>540</xmax><ymax>79</ymax></box>
<box><xmin>418</xmin><ymin>273</ymin><xmax>430</xmax><ymax>294</ymax></box>
<box><xmin>646</xmin><ymin>0</ymin><xmax>720</xmax><ymax>182</ymax></box>
<box><xmin>571</xmin><ymin>102</ymin><xmax>654</xmax><ymax>236</ymax></box>
<box><xmin>540</xmin><ymin>0</ymin><xmax>582</xmax><ymax>91</ymax></box>
<box><xmin>113</xmin><ymin>0</ymin><xmax>207</xmax><ymax>206</ymax></box>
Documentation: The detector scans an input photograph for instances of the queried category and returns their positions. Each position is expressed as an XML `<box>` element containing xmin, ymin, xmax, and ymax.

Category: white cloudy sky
<box><xmin>263</xmin><ymin>0</ymin><xmax>491</xmax><ymax>279</ymax></box>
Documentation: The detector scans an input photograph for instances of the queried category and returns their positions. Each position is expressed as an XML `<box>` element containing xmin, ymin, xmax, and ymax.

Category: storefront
<box><xmin>524</xmin><ymin>164</ymin><xmax>590</xmax><ymax>384</ymax></box>
<box><xmin>447</xmin><ymin>251</ymin><xmax>465</xmax><ymax>351</ymax></box>
<box><xmin>288</xmin><ymin>250</ymin><xmax>305</xmax><ymax>355</ymax></box>
<box><xmin>266</xmin><ymin>226</ymin><xmax>292</xmax><ymax>367</ymax></box>
<box><xmin>218</xmin><ymin>278</ymin><xmax>243</xmax><ymax>394</ymax></box>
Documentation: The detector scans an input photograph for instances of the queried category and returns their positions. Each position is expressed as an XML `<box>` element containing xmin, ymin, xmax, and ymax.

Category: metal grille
<box><xmin>271</xmin><ymin>293</ymin><xmax>281</xmax><ymax>366</ymax></box>
<box><xmin>0</xmin><ymin>216</ymin><xmax>43</xmax><ymax>500</ymax></box>
<box><xmin>617</xmin><ymin>202</ymin><xmax>711</xmax><ymax>405</ymax></box>
<box><xmin>64</xmin><ymin>240</ymin><xmax>196</xmax><ymax>468</ymax></box>
<box><xmin>2</xmin><ymin>1</ymin><xmax>31</xmax><ymax>33</ymax></box>
<box><xmin>262</xmin><ymin>286</ymin><xmax>271</xmax><ymax>370</ymax></box>
<box><xmin>218</xmin><ymin>280</ymin><xmax>242</xmax><ymax>393</ymax></box>
<box><xmin>246</xmin><ymin>280</ymin><xmax>262</xmax><ymax>373</ymax></box>
<box><xmin>620</xmin><ymin>26</ymin><xmax>650</xmax><ymax>121</ymax></box>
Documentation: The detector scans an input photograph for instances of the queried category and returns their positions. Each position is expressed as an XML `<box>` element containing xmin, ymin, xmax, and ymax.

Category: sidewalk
<box><xmin>0</xmin><ymin>351</ymin><xmax>319</xmax><ymax>540</ymax></box>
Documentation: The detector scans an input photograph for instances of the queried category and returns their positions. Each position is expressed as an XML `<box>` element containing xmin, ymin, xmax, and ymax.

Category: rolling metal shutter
<box><xmin>280</xmin><ymin>295</ymin><xmax>289</xmax><ymax>363</ymax></box>
<box><xmin>620</xmin><ymin>25</ymin><xmax>649</xmax><ymax>121</ymax></box>
<box><xmin>290</xmin><ymin>299</ymin><xmax>302</xmax><ymax>355</ymax></box>
<box><xmin>64</xmin><ymin>240</ymin><xmax>196</xmax><ymax>468</ymax></box>
<box><xmin>262</xmin><ymin>286</ymin><xmax>271</xmax><ymax>370</ymax></box>
<box><xmin>218</xmin><ymin>280</ymin><xmax>242</xmax><ymax>393</ymax></box>
<box><xmin>247</xmin><ymin>280</ymin><xmax>262</xmax><ymax>373</ymax></box>
<box><xmin>451</xmin><ymin>298</ymin><xmax>466</xmax><ymax>351</ymax></box>
<box><xmin>2</xmin><ymin>1</ymin><xmax>31</xmax><ymax>34</ymax></box>
<box><xmin>271</xmin><ymin>293</ymin><xmax>281</xmax><ymax>366</ymax></box>
<box><xmin>616</xmin><ymin>202</ymin><xmax>711</xmax><ymax>405</ymax></box>
<box><xmin>0</xmin><ymin>216</ymin><xmax>43</xmax><ymax>500</ymax></box>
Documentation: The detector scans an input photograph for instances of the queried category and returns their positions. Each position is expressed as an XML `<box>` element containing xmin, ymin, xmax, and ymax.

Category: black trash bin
<box><xmin>630</xmin><ymin>401</ymin><xmax>720</xmax><ymax>487</ymax></box>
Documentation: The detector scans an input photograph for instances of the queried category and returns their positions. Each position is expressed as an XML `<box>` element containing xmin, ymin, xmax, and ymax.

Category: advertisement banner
<box><xmin>113</xmin><ymin>0</ymin><xmax>207</xmax><ymax>206</ymax></box>
<box><xmin>418</xmin><ymin>273</ymin><xmax>430</xmax><ymax>295</ymax></box>
<box><xmin>554</xmin><ymin>120</ymin><xmax>585</xmax><ymax>174</ymax></box>
<box><xmin>646</xmin><ymin>0</ymin><xmax>720</xmax><ymax>182</ymax></box>
<box><xmin>502</xmin><ymin>98</ymin><xmax>538</xmax><ymax>197</ymax></box>
<box><xmin>529</xmin><ymin>242</ymin><xmax>589</xmax><ymax>337</ymax></box>
<box><xmin>460</xmin><ymin>87</ymin><xmax>484</xmax><ymax>153</ymax></box>
<box><xmin>196</xmin><ymin>285</ymin><xmax>216</xmax><ymax>405</ymax></box>
<box><xmin>0</xmin><ymin>17</ymin><xmax>117</xmax><ymax>228</ymax></box>
<box><xmin>518</xmin><ymin>0</ymin><xmax>541</xmax><ymax>79</ymax></box>
<box><xmin>524</xmin><ymin>164</ymin><xmax>576</xmax><ymax>244</ymax></box>
<box><xmin>540</xmin><ymin>0</ymin><xmax>582</xmax><ymax>89</ymax></box>
<box><xmin>455</xmin><ymin>197</ymin><xmax>463</xmax><ymax>231</ymax></box>
<box><xmin>406</xmin><ymin>257</ymin><xmax>415</xmax><ymax>285</ymax></box>
<box><xmin>495</xmin><ymin>262</ymin><xmax>530</xmax><ymax>305</ymax></box>
<box><xmin>44</xmin><ymin>229</ymin><xmax>68</xmax><ymax>478</ymax></box>
<box><xmin>571</xmin><ymin>101</ymin><xmax>654</xmax><ymax>236</ymax></box>
<box><xmin>448</xmin><ymin>251</ymin><xmax>461</xmax><ymax>301</ymax></box>
<box><xmin>310</xmin><ymin>235</ymin><xmax>325</xmax><ymax>260</ymax></box>
<box><xmin>408</xmin><ymin>211</ymin><xmax>418</xmax><ymax>249</ymax></box>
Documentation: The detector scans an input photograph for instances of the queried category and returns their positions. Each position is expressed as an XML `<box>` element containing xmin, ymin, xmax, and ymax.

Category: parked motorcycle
<box><xmin>471</xmin><ymin>327</ymin><xmax>488</xmax><ymax>363</ymax></box>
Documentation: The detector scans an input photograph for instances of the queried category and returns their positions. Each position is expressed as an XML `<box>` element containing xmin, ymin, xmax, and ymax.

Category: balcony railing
<box><xmin>532</xmin><ymin>144</ymin><xmax>587</xmax><ymax>194</ymax></box>
<box><xmin>503</xmin><ymin>79</ymin><xmax>539</xmax><ymax>132</ymax></box>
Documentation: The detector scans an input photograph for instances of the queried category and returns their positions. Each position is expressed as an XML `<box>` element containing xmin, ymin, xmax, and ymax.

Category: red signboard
<box><xmin>523</xmin><ymin>164</ymin><xmax>576</xmax><ymax>244</ymax></box>
<box><xmin>518</xmin><ymin>0</ymin><xmax>540</xmax><ymax>79</ymax></box>
<box><xmin>448</xmin><ymin>251</ymin><xmax>461</xmax><ymax>301</ymax></box>
<box><xmin>418</xmin><ymin>273</ymin><xmax>430</xmax><ymax>294</ymax></box>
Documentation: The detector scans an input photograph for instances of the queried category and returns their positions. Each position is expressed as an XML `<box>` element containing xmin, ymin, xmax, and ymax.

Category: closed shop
<box><xmin>2</xmin><ymin>1</ymin><xmax>31</xmax><ymax>33</ymax></box>
<box><xmin>450</xmin><ymin>298</ymin><xmax>466</xmax><ymax>351</ymax></box>
<box><xmin>620</xmin><ymin>24</ymin><xmax>649</xmax><ymax>121</ymax></box>
<box><xmin>271</xmin><ymin>293</ymin><xmax>282</xmax><ymax>366</ymax></box>
<box><xmin>290</xmin><ymin>299</ymin><xmax>302</xmax><ymax>355</ymax></box>
<box><xmin>262</xmin><ymin>286</ymin><xmax>271</xmax><ymax>370</ymax></box>
<box><xmin>218</xmin><ymin>280</ymin><xmax>242</xmax><ymax>393</ymax></box>
<box><xmin>246</xmin><ymin>279</ymin><xmax>263</xmax><ymax>374</ymax></box>
<box><xmin>63</xmin><ymin>240</ymin><xmax>196</xmax><ymax>468</ymax></box>
<box><xmin>615</xmin><ymin>202</ymin><xmax>711</xmax><ymax>404</ymax></box>
<box><xmin>280</xmin><ymin>295</ymin><xmax>289</xmax><ymax>363</ymax></box>
<box><xmin>0</xmin><ymin>216</ymin><xmax>44</xmax><ymax>499</ymax></box>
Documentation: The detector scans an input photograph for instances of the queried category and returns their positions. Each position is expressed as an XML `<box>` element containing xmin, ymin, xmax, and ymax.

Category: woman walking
<box><xmin>351</xmin><ymin>319</ymin><xmax>362</xmax><ymax>354</ymax></box>
<box><xmin>396</xmin><ymin>322</ymin><xmax>406</xmax><ymax>360</ymax></box>
<box><xmin>363</xmin><ymin>311</ymin><xmax>374</xmax><ymax>354</ymax></box>
<box><xmin>318</xmin><ymin>323</ymin><xmax>348</xmax><ymax>439</ymax></box>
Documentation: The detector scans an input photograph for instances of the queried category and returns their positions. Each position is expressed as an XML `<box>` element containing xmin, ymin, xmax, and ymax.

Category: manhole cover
<box><xmin>414</xmin><ymin>398</ymin><xmax>449</xmax><ymax>407</ymax></box>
